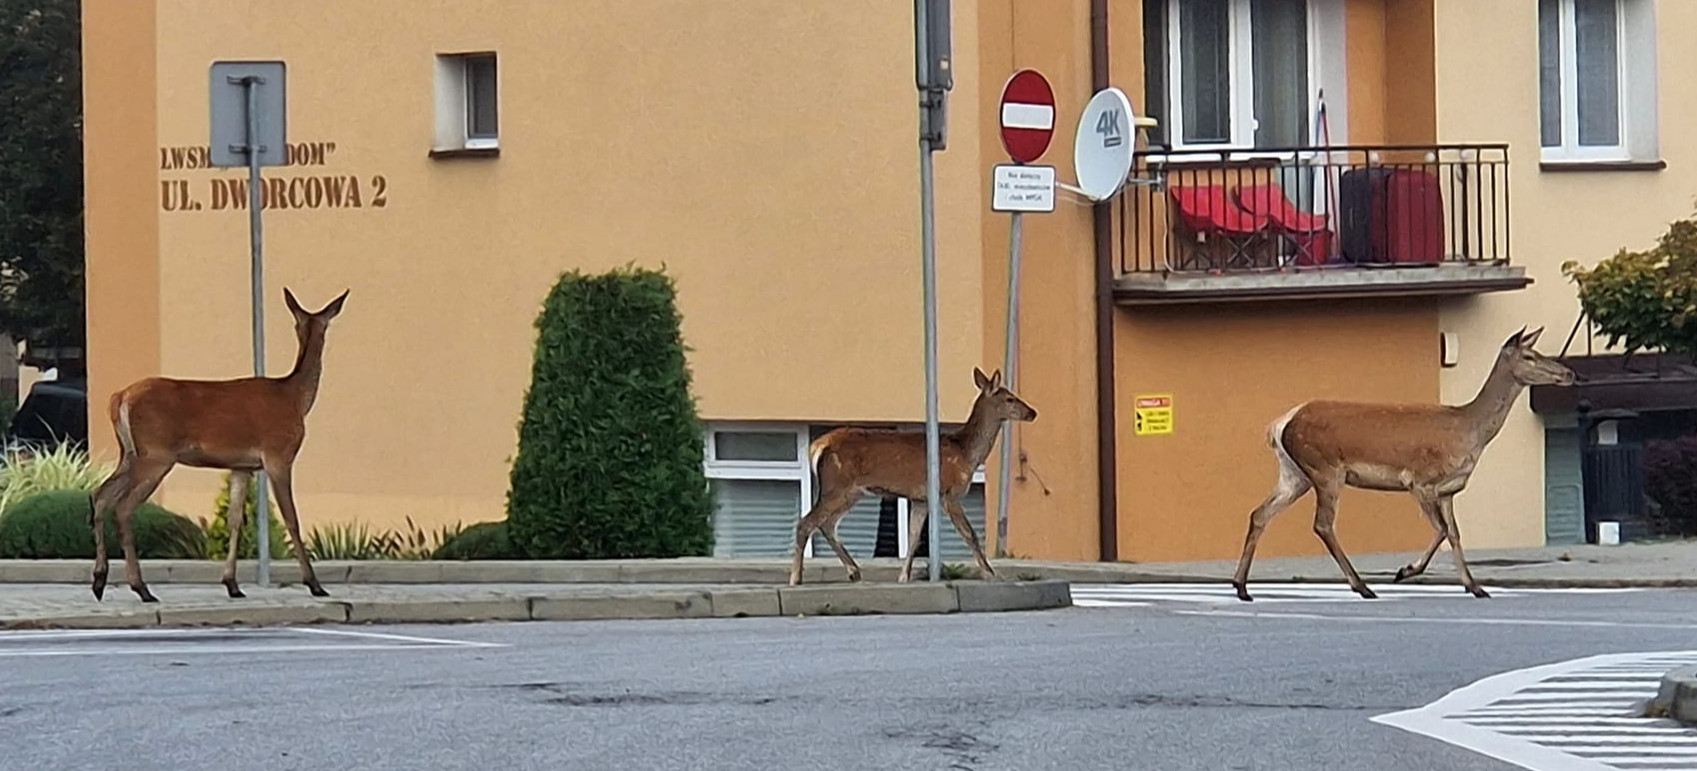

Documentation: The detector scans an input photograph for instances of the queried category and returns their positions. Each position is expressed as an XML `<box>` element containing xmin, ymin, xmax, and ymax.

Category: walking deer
<box><xmin>789</xmin><ymin>367</ymin><xmax>1037</xmax><ymax>586</ymax></box>
<box><xmin>89</xmin><ymin>287</ymin><xmax>349</xmax><ymax>603</ymax></box>
<box><xmin>1231</xmin><ymin>327</ymin><xmax>1575</xmax><ymax>602</ymax></box>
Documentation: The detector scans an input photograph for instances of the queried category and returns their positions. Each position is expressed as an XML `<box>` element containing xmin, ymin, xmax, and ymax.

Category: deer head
<box><xmin>973</xmin><ymin>367</ymin><xmax>1038</xmax><ymax>422</ymax></box>
<box><xmin>284</xmin><ymin>287</ymin><xmax>350</xmax><ymax>344</ymax></box>
<box><xmin>1499</xmin><ymin>326</ymin><xmax>1576</xmax><ymax>386</ymax></box>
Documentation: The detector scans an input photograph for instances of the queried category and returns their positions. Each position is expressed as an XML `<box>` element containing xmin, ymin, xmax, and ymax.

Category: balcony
<box><xmin>1114</xmin><ymin>144</ymin><xmax>1530</xmax><ymax>305</ymax></box>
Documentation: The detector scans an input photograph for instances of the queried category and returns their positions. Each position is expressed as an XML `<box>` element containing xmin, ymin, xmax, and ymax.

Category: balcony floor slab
<box><xmin>1113</xmin><ymin>263</ymin><xmax>1530</xmax><ymax>305</ymax></box>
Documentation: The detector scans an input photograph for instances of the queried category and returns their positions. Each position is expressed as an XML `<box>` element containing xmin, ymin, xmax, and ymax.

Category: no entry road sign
<box><xmin>998</xmin><ymin>69</ymin><xmax>1055</xmax><ymax>164</ymax></box>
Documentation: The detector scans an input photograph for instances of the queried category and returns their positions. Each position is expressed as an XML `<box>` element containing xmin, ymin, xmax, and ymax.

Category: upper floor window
<box><xmin>1143</xmin><ymin>0</ymin><xmax>1318</xmax><ymax>151</ymax></box>
<box><xmin>1537</xmin><ymin>0</ymin><xmax>1658</xmax><ymax>164</ymax></box>
<box><xmin>433</xmin><ymin>51</ymin><xmax>499</xmax><ymax>156</ymax></box>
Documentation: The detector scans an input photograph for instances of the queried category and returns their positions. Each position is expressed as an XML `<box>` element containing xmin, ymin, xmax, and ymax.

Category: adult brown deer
<box><xmin>788</xmin><ymin>367</ymin><xmax>1037</xmax><ymax>586</ymax></box>
<box><xmin>1231</xmin><ymin>326</ymin><xmax>1575</xmax><ymax>602</ymax></box>
<box><xmin>88</xmin><ymin>287</ymin><xmax>349</xmax><ymax>603</ymax></box>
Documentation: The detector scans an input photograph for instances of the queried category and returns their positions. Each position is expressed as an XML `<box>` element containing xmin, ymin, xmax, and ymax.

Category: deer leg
<box><xmin>87</xmin><ymin>459</ymin><xmax>134</xmax><ymax>601</ymax></box>
<box><xmin>1310</xmin><ymin>482</ymin><xmax>1376</xmax><ymax>600</ymax></box>
<box><xmin>899</xmin><ymin>497</ymin><xmax>932</xmax><ymax>583</ymax></box>
<box><xmin>1437</xmin><ymin>494</ymin><xmax>1489</xmax><ymax>598</ymax></box>
<box><xmin>113</xmin><ymin>459</ymin><xmax>173</xmax><ymax>603</ymax></box>
<box><xmin>264</xmin><ymin>460</ymin><xmax>327</xmax><ymax>597</ymax></box>
<box><xmin>789</xmin><ymin>487</ymin><xmax>863</xmax><ymax>586</ymax></box>
<box><xmin>1232</xmin><ymin>457</ymin><xmax>1312</xmax><ymax>602</ymax></box>
<box><xmin>943</xmin><ymin>496</ymin><xmax>996</xmax><ymax>579</ymax></box>
<box><xmin>1394</xmin><ymin>495</ymin><xmax>1449</xmax><ymax>583</ymax></box>
<box><xmin>221</xmin><ymin>471</ymin><xmax>253</xmax><ymax>598</ymax></box>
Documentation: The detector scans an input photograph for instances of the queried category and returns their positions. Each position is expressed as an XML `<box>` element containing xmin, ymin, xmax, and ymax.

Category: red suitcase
<box><xmin>1338</xmin><ymin>168</ymin><xmax>1445</xmax><ymax>265</ymax></box>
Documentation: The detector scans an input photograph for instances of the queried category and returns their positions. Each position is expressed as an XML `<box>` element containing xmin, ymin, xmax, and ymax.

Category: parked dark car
<box><xmin>4</xmin><ymin>376</ymin><xmax>88</xmax><ymax>452</ymax></box>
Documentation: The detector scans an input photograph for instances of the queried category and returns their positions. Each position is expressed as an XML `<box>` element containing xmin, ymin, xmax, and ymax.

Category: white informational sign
<box><xmin>1073</xmin><ymin>86</ymin><xmax>1138</xmax><ymax>202</ymax></box>
<box><xmin>991</xmin><ymin>164</ymin><xmax>1057</xmax><ymax>213</ymax></box>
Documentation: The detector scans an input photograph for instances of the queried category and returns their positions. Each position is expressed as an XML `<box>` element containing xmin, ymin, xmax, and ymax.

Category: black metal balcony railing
<box><xmin>1117</xmin><ymin>144</ymin><xmax>1511</xmax><ymax>276</ymax></box>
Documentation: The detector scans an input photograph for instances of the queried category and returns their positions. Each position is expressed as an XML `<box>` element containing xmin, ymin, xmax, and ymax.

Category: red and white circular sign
<box><xmin>998</xmin><ymin>69</ymin><xmax>1056</xmax><ymax>164</ymax></box>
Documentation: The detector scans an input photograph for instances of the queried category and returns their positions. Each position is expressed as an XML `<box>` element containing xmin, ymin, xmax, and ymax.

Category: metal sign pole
<box><xmin>915</xmin><ymin>0</ymin><xmax>951</xmax><ymax>583</ymax></box>
<box><xmin>239</xmin><ymin>75</ymin><xmax>272</xmax><ymax>588</ymax></box>
<box><xmin>994</xmin><ymin>209</ymin><xmax>1023</xmax><ymax>558</ymax></box>
<box><xmin>212</xmin><ymin>61</ymin><xmax>286</xmax><ymax>588</ymax></box>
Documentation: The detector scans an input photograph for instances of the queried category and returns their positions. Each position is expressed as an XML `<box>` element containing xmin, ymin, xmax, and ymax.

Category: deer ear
<box><xmin>283</xmin><ymin>288</ymin><xmax>304</xmax><ymax>317</ymax></box>
<box><xmin>989</xmin><ymin>369</ymin><xmax>1003</xmax><ymax>390</ymax></box>
<box><xmin>974</xmin><ymin>367</ymin><xmax>991</xmax><ymax>390</ymax></box>
<box><xmin>1504</xmin><ymin>327</ymin><xmax>1526</xmax><ymax>349</ymax></box>
<box><xmin>318</xmin><ymin>289</ymin><xmax>350</xmax><ymax>320</ymax></box>
<box><xmin>1520</xmin><ymin>326</ymin><xmax>1544</xmax><ymax>348</ymax></box>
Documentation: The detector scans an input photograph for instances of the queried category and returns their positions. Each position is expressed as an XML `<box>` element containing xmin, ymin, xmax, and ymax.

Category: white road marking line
<box><xmin>0</xmin><ymin>643</ymin><xmax>479</xmax><ymax>658</ymax></box>
<box><xmin>1373</xmin><ymin>651</ymin><xmax>1697</xmax><ymax>771</ymax></box>
<box><xmin>1169</xmin><ymin>609</ymin><xmax>1697</xmax><ymax>631</ymax></box>
<box><xmin>287</xmin><ymin>627</ymin><xmax>507</xmax><ymax>648</ymax></box>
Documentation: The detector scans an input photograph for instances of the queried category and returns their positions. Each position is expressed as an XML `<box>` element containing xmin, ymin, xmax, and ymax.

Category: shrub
<box><xmin>305</xmin><ymin>517</ymin><xmax>466</xmax><ymax>561</ymax></box>
<box><xmin>505</xmin><ymin>265</ymin><xmax>714</xmax><ymax>559</ymax></box>
<box><xmin>0</xmin><ymin>489</ymin><xmax>206</xmax><ymax>559</ymax></box>
<box><xmin>433</xmin><ymin>520</ymin><xmax>518</xmax><ymax>560</ymax></box>
<box><xmin>202</xmin><ymin>471</ymin><xmax>292</xmax><ymax>560</ymax></box>
<box><xmin>1644</xmin><ymin>435</ymin><xmax>1697</xmax><ymax>537</ymax></box>
<box><xmin>0</xmin><ymin>442</ymin><xmax>114</xmax><ymax>516</ymax></box>
<box><xmin>1562</xmin><ymin>203</ymin><xmax>1697</xmax><ymax>358</ymax></box>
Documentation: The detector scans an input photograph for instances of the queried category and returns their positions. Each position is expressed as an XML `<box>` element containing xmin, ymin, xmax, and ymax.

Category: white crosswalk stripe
<box><xmin>1373</xmin><ymin>651</ymin><xmax>1697</xmax><ymax>770</ymax></box>
<box><xmin>1070</xmin><ymin>582</ymin><xmax>1640</xmax><ymax>608</ymax></box>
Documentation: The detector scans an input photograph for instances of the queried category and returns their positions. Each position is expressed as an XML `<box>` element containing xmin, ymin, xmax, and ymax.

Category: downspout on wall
<box><xmin>1089</xmin><ymin>0</ymin><xmax>1119</xmax><ymax>562</ymax></box>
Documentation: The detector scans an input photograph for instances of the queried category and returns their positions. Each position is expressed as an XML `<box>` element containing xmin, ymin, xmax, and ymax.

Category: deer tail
<box><xmin>1266</xmin><ymin>403</ymin><xmax>1305</xmax><ymax>463</ymax></box>
<box><xmin>112</xmin><ymin>394</ymin><xmax>137</xmax><ymax>460</ymax></box>
<box><xmin>808</xmin><ymin>431</ymin><xmax>839</xmax><ymax>477</ymax></box>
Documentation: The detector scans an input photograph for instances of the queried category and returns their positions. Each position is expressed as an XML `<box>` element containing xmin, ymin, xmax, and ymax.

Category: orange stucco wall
<box><xmin>83</xmin><ymin>0</ymin><xmax>1462</xmax><ymax>564</ymax></box>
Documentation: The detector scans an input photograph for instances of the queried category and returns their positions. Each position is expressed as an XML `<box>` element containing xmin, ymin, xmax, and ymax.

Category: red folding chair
<box><xmin>1235</xmin><ymin>183</ymin><xmax>1334</xmax><ymax>266</ymax></box>
<box><xmin>1166</xmin><ymin>185</ymin><xmax>1270</xmax><ymax>270</ymax></box>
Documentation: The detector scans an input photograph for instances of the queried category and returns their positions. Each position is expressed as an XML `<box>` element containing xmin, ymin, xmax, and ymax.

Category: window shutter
<box><xmin>810</xmin><ymin>496</ymin><xmax>883</xmax><ymax>562</ymax></box>
<box><xmin>710</xmin><ymin>478</ymin><xmax>802</xmax><ymax>558</ymax></box>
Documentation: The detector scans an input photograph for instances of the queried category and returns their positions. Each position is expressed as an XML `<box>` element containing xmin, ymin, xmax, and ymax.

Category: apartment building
<box><xmin>79</xmin><ymin>0</ymin><xmax>1692</xmax><ymax>564</ymax></box>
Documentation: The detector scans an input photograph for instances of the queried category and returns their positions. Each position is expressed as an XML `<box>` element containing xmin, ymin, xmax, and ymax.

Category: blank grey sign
<box><xmin>209</xmin><ymin>60</ymin><xmax>288</xmax><ymax>168</ymax></box>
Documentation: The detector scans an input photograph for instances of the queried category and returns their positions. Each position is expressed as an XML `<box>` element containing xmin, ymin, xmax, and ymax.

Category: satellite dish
<box><xmin>1072</xmin><ymin>87</ymin><xmax>1137</xmax><ymax>202</ymax></box>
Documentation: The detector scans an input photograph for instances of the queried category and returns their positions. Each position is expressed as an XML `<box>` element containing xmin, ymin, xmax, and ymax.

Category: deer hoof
<box><xmin>223</xmin><ymin>580</ymin><xmax>246</xmax><ymax>599</ymax></box>
<box><xmin>91</xmin><ymin>574</ymin><xmax>108</xmax><ymax>602</ymax></box>
<box><xmin>1469</xmin><ymin>586</ymin><xmax>1491</xmax><ymax>599</ymax></box>
<box><xmin>1233</xmin><ymin>582</ymin><xmax>1254</xmax><ymax>602</ymax></box>
<box><xmin>133</xmin><ymin>586</ymin><xmax>159</xmax><ymax>604</ymax></box>
<box><xmin>307</xmin><ymin>583</ymin><xmax>331</xmax><ymax>598</ymax></box>
<box><xmin>1356</xmin><ymin>586</ymin><xmax>1379</xmax><ymax>600</ymax></box>
<box><xmin>1393</xmin><ymin>566</ymin><xmax>1416</xmax><ymax>583</ymax></box>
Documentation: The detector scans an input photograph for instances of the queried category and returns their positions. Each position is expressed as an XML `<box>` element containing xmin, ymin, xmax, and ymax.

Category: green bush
<box><xmin>203</xmin><ymin>471</ymin><xmax>292</xmax><ymax>560</ymax></box>
<box><xmin>505</xmin><ymin>265</ymin><xmax>714</xmax><ymax>559</ymax></box>
<box><xmin>0</xmin><ymin>489</ymin><xmax>207</xmax><ymax>559</ymax></box>
<box><xmin>0</xmin><ymin>442</ymin><xmax>114</xmax><ymax>516</ymax></box>
<box><xmin>432</xmin><ymin>520</ymin><xmax>518</xmax><ymax>560</ymax></box>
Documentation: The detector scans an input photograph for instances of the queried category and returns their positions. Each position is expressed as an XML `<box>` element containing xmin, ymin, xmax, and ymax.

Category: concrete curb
<box><xmin>1</xmin><ymin>558</ymin><xmax>1690</xmax><ymax>590</ymax></box>
<box><xmin>0</xmin><ymin>580</ymin><xmax>1072</xmax><ymax>631</ymax></box>
<box><xmin>1648</xmin><ymin>665</ymin><xmax>1697</xmax><ymax>724</ymax></box>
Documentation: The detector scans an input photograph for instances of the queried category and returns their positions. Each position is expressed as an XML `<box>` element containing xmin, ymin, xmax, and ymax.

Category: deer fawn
<box><xmin>89</xmin><ymin>287</ymin><xmax>349</xmax><ymax>603</ymax></box>
<box><xmin>1231</xmin><ymin>326</ymin><xmax>1575</xmax><ymax>602</ymax></box>
<box><xmin>789</xmin><ymin>367</ymin><xmax>1038</xmax><ymax>586</ymax></box>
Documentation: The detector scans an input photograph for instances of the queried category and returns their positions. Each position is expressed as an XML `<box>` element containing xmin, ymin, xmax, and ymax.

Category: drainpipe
<box><xmin>1089</xmin><ymin>0</ymin><xmax>1119</xmax><ymax>563</ymax></box>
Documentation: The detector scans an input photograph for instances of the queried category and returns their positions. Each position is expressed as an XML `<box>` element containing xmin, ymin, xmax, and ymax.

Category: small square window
<box><xmin>433</xmin><ymin>51</ymin><xmax>499</xmax><ymax>156</ymax></box>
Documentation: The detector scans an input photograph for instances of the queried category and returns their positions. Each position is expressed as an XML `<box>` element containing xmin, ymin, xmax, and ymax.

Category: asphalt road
<box><xmin>4</xmin><ymin>585</ymin><xmax>1697</xmax><ymax>771</ymax></box>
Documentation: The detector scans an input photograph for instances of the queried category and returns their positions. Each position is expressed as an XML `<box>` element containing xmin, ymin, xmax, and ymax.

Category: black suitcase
<box><xmin>1337</xmin><ymin>167</ymin><xmax>1390</xmax><ymax>264</ymax></box>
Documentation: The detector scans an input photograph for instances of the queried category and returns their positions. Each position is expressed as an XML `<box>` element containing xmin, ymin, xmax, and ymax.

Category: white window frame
<box><xmin>1162</xmin><ymin>0</ymin><xmax>1317</xmax><ymax>152</ymax></box>
<box><xmin>702</xmin><ymin>423</ymin><xmax>817</xmax><ymax>557</ymax></box>
<box><xmin>1537</xmin><ymin>0</ymin><xmax>1659</xmax><ymax>164</ymax></box>
<box><xmin>1150</xmin><ymin>0</ymin><xmax>1348</xmax><ymax>166</ymax></box>
<box><xmin>432</xmin><ymin>51</ymin><xmax>500</xmax><ymax>153</ymax></box>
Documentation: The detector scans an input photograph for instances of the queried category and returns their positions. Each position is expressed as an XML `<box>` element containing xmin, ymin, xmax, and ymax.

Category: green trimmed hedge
<box><xmin>505</xmin><ymin>265</ymin><xmax>714</xmax><ymax>559</ymax></box>
<box><xmin>0</xmin><ymin>489</ymin><xmax>207</xmax><ymax>559</ymax></box>
<box><xmin>432</xmin><ymin>520</ymin><xmax>518</xmax><ymax>560</ymax></box>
